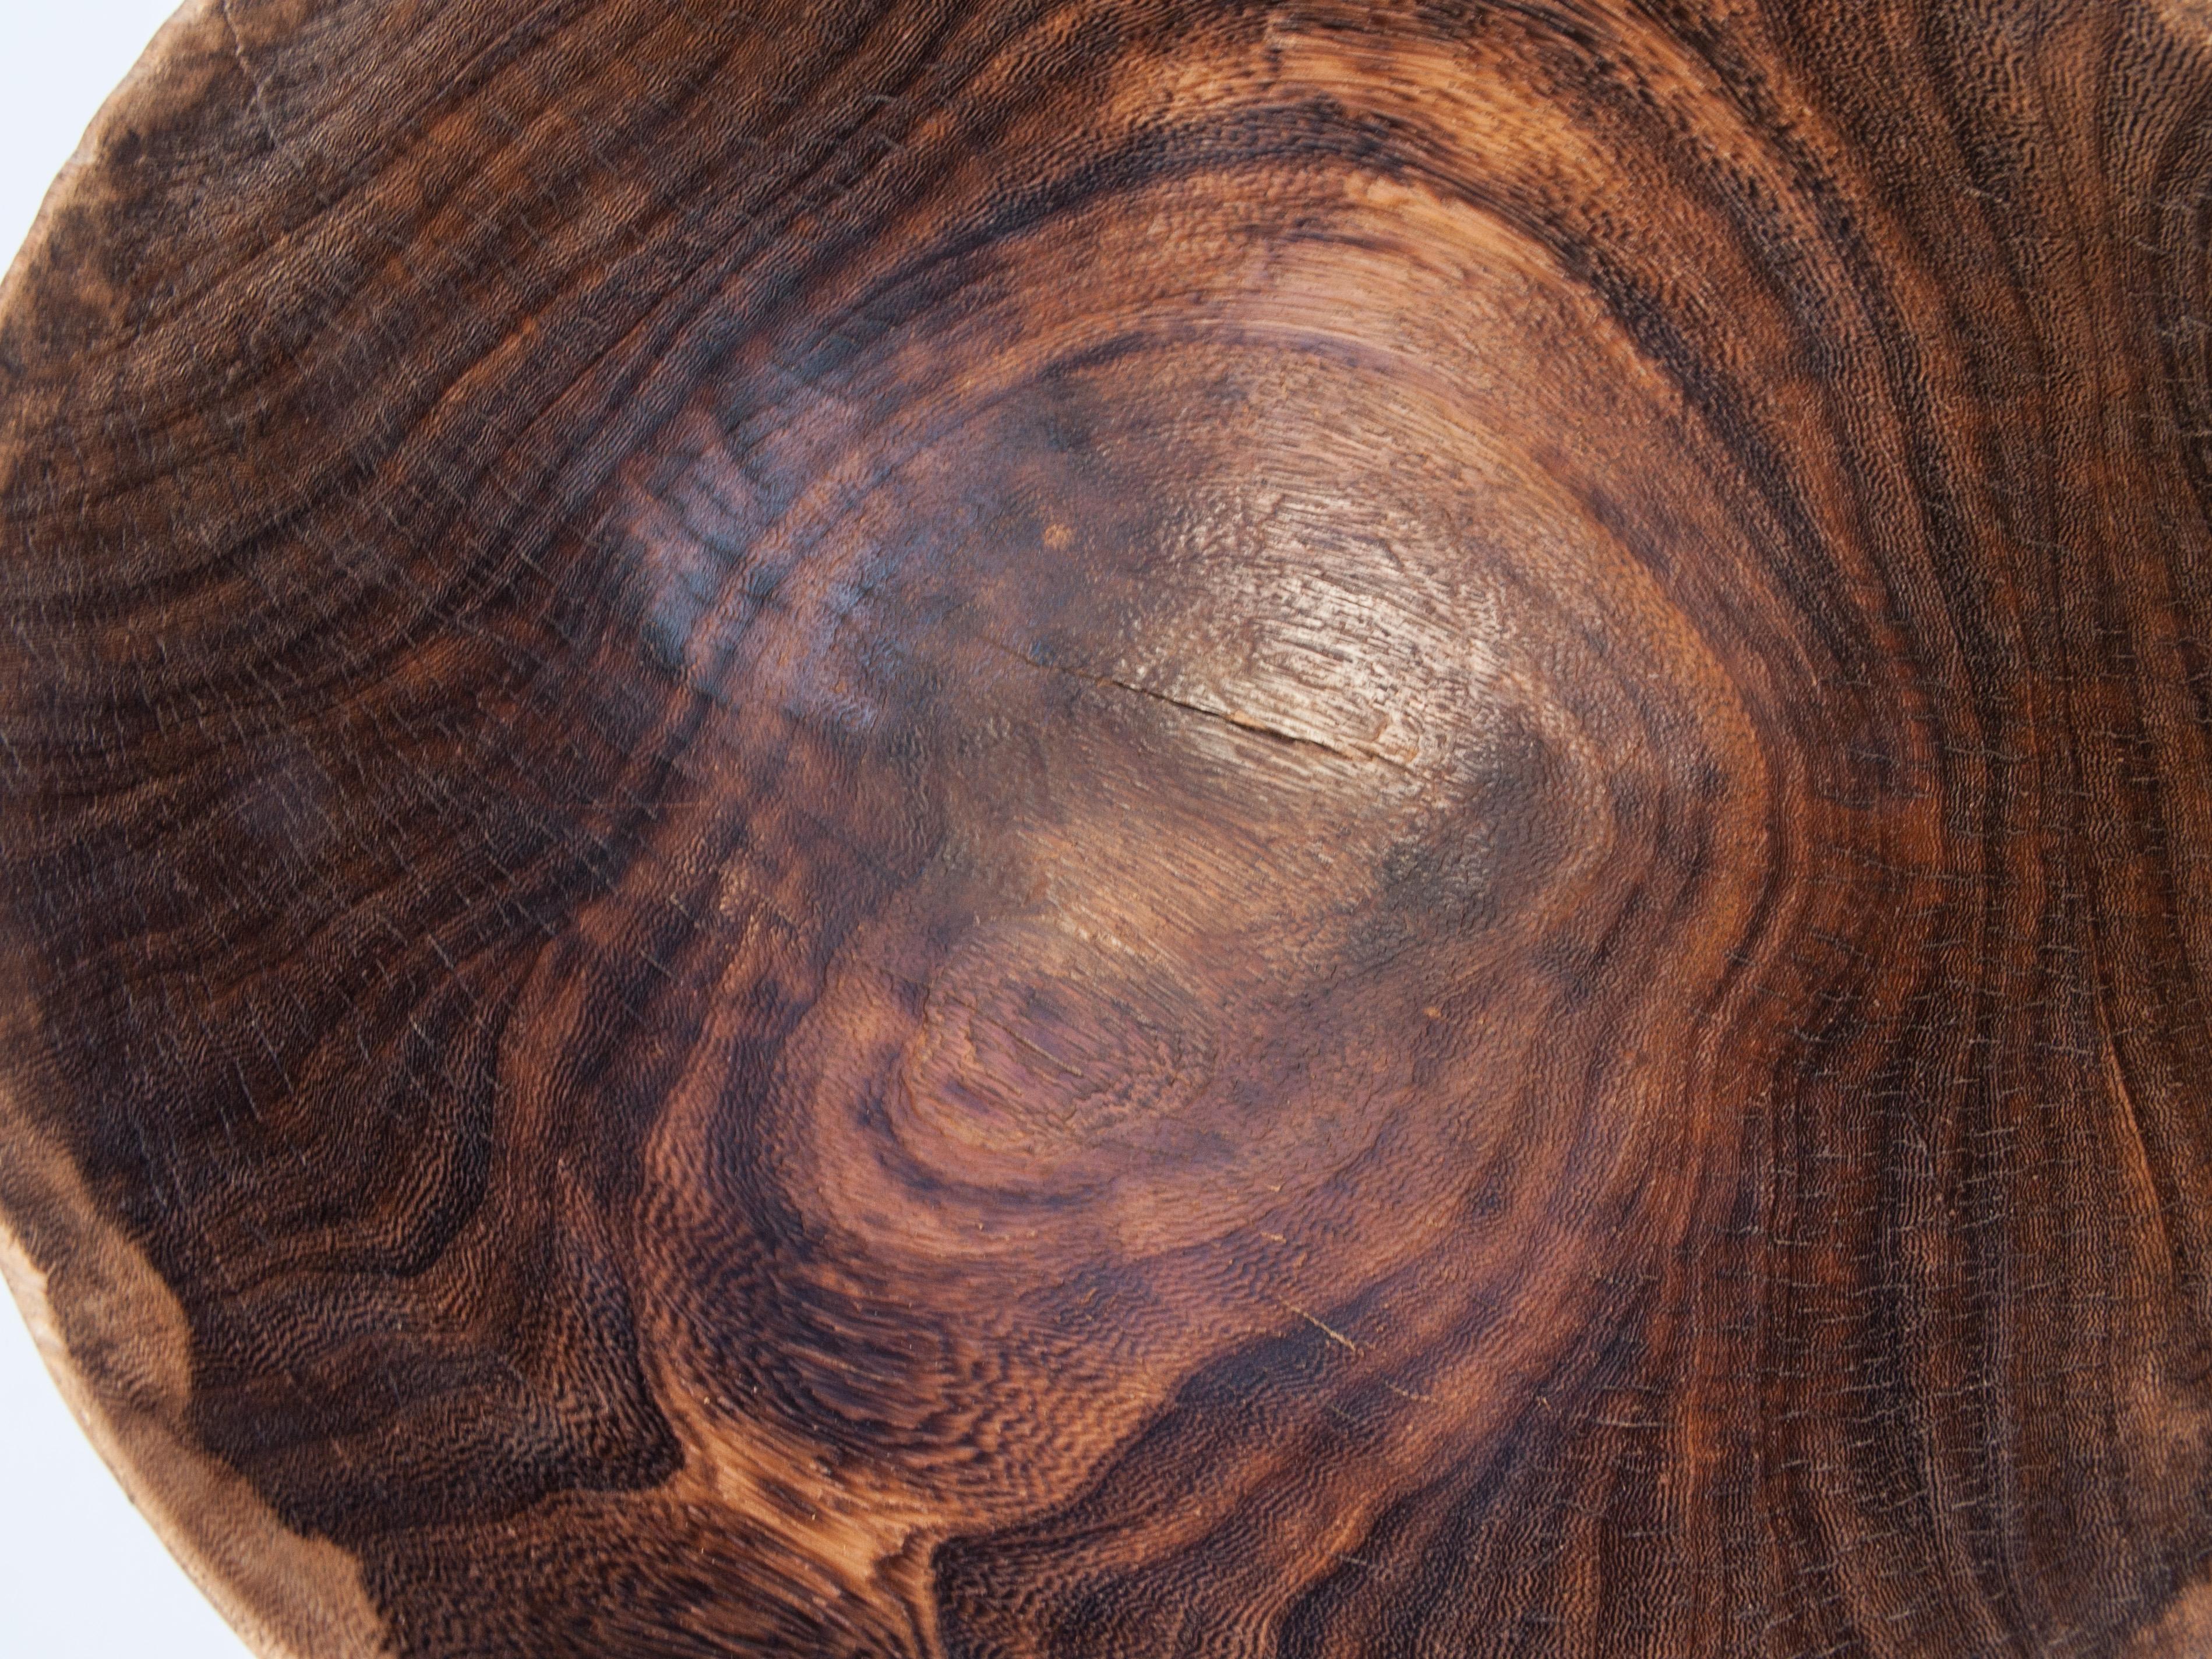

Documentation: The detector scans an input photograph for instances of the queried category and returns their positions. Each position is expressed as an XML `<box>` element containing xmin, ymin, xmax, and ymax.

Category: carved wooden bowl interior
<box><xmin>6</xmin><ymin>1</ymin><xmax>2212</xmax><ymax>1655</ymax></box>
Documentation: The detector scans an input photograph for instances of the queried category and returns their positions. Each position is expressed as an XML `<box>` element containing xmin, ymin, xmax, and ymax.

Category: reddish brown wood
<box><xmin>6</xmin><ymin>1</ymin><xmax>2212</xmax><ymax>1654</ymax></box>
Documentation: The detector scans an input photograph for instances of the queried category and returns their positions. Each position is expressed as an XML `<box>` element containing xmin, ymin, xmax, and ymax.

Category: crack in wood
<box><xmin>974</xmin><ymin>633</ymin><xmax>1417</xmax><ymax>776</ymax></box>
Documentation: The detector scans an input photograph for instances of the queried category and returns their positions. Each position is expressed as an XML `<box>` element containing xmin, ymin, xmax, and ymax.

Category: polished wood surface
<box><xmin>6</xmin><ymin>1</ymin><xmax>2212</xmax><ymax>1654</ymax></box>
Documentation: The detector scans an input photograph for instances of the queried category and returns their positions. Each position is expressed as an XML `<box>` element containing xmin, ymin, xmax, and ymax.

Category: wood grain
<box><xmin>6</xmin><ymin>1</ymin><xmax>2212</xmax><ymax>1653</ymax></box>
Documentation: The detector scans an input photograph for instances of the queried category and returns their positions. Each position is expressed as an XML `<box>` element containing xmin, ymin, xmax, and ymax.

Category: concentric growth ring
<box><xmin>4</xmin><ymin>2</ymin><xmax>2212</xmax><ymax>1656</ymax></box>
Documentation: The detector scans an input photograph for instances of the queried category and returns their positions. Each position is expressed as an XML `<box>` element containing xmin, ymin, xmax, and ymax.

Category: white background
<box><xmin>2</xmin><ymin>3</ymin><xmax>256</xmax><ymax>1654</ymax></box>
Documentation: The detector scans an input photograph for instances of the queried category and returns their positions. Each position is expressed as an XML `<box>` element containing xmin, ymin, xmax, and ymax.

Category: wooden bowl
<box><xmin>6</xmin><ymin>2</ymin><xmax>2212</xmax><ymax>1654</ymax></box>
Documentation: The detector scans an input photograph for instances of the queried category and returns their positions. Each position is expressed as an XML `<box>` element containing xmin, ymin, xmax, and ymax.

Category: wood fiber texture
<box><xmin>6</xmin><ymin>0</ymin><xmax>2212</xmax><ymax>1654</ymax></box>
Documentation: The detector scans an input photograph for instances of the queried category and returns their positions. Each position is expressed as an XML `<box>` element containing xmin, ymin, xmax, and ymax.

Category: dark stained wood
<box><xmin>6</xmin><ymin>0</ymin><xmax>2212</xmax><ymax>1653</ymax></box>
